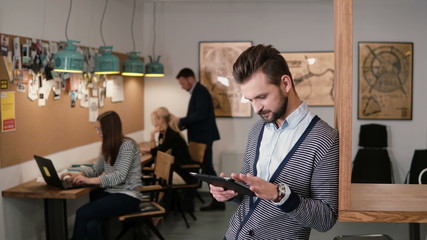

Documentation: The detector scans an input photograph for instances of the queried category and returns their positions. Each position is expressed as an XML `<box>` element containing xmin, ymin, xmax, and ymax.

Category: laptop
<box><xmin>34</xmin><ymin>155</ymin><xmax>90</xmax><ymax>190</ymax></box>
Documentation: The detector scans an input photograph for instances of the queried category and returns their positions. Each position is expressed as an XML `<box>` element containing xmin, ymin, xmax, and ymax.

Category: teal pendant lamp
<box><xmin>121</xmin><ymin>0</ymin><xmax>144</xmax><ymax>77</ymax></box>
<box><xmin>145</xmin><ymin>1</ymin><xmax>164</xmax><ymax>77</ymax></box>
<box><xmin>53</xmin><ymin>0</ymin><xmax>84</xmax><ymax>73</ymax></box>
<box><xmin>145</xmin><ymin>55</ymin><xmax>164</xmax><ymax>77</ymax></box>
<box><xmin>54</xmin><ymin>40</ymin><xmax>83</xmax><ymax>73</ymax></box>
<box><xmin>95</xmin><ymin>46</ymin><xmax>120</xmax><ymax>75</ymax></box>
<box><xmin>122</xmin><ymin>51</ymin><xmax>144</xmax><ymax>76</ymax></box>
<box><xmin>95</xmin><ymin>0</ymin><xmax>120</xmax><ymax>75</ymax></box>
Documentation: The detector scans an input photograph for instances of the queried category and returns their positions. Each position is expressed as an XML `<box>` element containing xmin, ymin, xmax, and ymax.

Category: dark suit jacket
<box><xmin>179</xmin><ymin>82</ymin><xmax>220</xmax><ymax>144</ymax></box>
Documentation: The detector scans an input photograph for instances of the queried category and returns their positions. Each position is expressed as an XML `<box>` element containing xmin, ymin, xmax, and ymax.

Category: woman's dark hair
<box><xmin>232</xmin><ymin>44</ymin><xmax>293</xmax><ymax>86</ymax></box>
<box><xmin>97</xmin><ymin>111</ymin><xmax>124</xmax><ymax>165</ymax></box>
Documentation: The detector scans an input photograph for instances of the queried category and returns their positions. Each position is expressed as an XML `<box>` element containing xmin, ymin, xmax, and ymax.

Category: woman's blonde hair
<box><xmin>151</xmin><ymin>107</ymin><xmax>181</xmax><ymax>133</ymax></box>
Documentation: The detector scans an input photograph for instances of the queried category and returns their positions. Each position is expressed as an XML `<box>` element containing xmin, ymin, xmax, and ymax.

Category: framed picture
<box><xmin>199</xmin><ymin>41</ymin><xmax>252</xmax><ymax>118</ymax></box>
<box><xmin>358</xmin><ymin>42</ymin><xmax>413</xmax><ymax>120</ymax></box>
<box><xmin>281</xmin><ymin>52</ymin><xmax>335</xmax><ymax>106</ymax></box>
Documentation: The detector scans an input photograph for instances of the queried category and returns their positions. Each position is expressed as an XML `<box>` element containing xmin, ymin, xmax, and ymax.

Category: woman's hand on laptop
<box><xmin>61</xmin><ymin>172</ymin><xmax>101</xmax><ymax>185</ymax></box>
<box><xmin>61</xmin><ymin>171</ymin><xmax>82</xmax><ymax>180</ymax></box>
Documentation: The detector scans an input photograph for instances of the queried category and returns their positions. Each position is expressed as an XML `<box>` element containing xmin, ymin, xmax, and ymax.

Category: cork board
<box><xmin>0</xmin><ymin>33</ymin><xmax>144</xmax><ymax>168</ymax></box>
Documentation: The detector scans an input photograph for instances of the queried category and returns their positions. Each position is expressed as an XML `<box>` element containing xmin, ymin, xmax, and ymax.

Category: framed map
<box><xmin>358</xmin><ymin>42</ymin><xmax>413</xmax><ymax>120</ymax></box>
<box><xmin>199</xmin><ymin>41</ymin><xmax>252</xmax><ymax>118</ymax></box>
<box><xmin>281</xmin><ymin>52</ymin><xmax>335</xmax><ymax>106</ymax></box>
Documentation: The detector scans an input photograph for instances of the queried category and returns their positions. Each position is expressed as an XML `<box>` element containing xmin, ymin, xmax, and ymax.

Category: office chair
<box><xmin>351</xmin><ymin>124</ymin><xmax>394</xmax><ymax>184</ymax></box>
<box><xmin>404</xmin><ymin>149</ymin><xmax>427</xmax><ymax>184</ymax></box>
<box><xmin>404</xmin><ymin>149</ymin><xmax>427</xmax><ymax>240</ymax></box>
<box><xmin>419</xmin><ymin>168</ymin><xmax>427</xmax><ymax>184</ymax></box>
<box><xmin>334</xmin><ymin>234</ymin><xmax>393</xmax><ymax>240</ymax></box>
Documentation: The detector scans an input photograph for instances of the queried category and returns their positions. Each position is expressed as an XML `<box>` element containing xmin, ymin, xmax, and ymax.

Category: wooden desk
<box><xmin>2</xmin><ymin>180</ymin><xmax>96</xmax><ymax>240</ymax></box>
<box><xmin>339</xmin><ymin>184</ymin><xmax>427</xmax><ymax>240</ymax></box>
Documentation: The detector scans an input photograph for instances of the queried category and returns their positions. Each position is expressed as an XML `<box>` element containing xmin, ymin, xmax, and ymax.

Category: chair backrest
<box><xmin>155</xmin><ymin>151</ymin><xmax>174</xmax><ymax>184</ymax></box>
<box><xmin>359</xmin><ymin>124</ymin><xmax>388</xmax><ymax>148</ymax></box>
<box><xmin>351</xmin><ymin>149</ymin><xmax>393</xmax><ymax>183</ymax></box>
<box><xmin>334</xmin><ymin>234</ymin><xmax>393</xmax><ymax>240</ymax></box>
<box><xmin>188</xmin><ymin>141</ymin><xmax>206</xmax><ymax>164</ymax></box>
<box><xmin>352</xmin><ymin>123</ymin><xmax>393</xmax><ymax>184</ymax></box>
<box><xmin>408</xmin><ymin>149</ymin><xmax>427</xmax><ymax>184</ymax></box>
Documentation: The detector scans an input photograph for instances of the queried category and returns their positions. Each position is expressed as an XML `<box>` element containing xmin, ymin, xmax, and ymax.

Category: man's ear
<box><xmin>280</xmin><ymin>75</ymin><xmax>293</xmax><ymax>92</ymax></box>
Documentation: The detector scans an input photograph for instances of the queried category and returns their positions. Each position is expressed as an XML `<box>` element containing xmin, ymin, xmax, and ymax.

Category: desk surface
<box><xmin>339</xmin><ymin>184</ymin><xmax>427</xmax><ymax>223</ymax></box>
<box><xmin>2</xmin><ymin>180</ymin><xmax>95</xmax><ymax>200</ymax></box>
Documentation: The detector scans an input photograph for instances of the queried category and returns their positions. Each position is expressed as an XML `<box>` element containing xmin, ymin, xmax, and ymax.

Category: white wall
<box><xmin>141</xmin><ymin>0</ymin><xmax>336</xmax><ymax>175</ymax></box>
<box><xmin>0</xmin><ymin>0</ymin><xmax>426</xmax><ymax>239</ymax></box>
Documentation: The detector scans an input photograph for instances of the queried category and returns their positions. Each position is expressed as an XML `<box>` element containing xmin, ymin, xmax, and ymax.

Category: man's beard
<box><xmin>258</xmin><ymin>95</ymin><xmax>288</xmax><ymax>123</ymax></box>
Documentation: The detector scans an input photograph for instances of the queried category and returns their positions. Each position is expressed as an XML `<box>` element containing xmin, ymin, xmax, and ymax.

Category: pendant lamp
<box><xmin>54</xmin><ymin>40</ymin><xmax>83</xmax><ymax>73</ymax></box>
<box><xmin>122</xmin><ymin>51</ymin><xmax>144</xmax><ymax>76</ymax></box>
<box><xmin>145</xmin><ymin>55</ymin><xmax>164</xmax><ymax>77</ymax></box>
<box><xmin>95</xmin><ymin>46</ymin><xmax>120</xmax><ymax>75</ymax></box>
<box><xmin>145</xmin><ymin>1</ymin><xmax>164</xmax><ymax>77</ymax></box>
<box><xmin>122</xmin><ymin>0</ymin><xmax>144</xmax><ymax>77</ymax></box>
<box><xmin>95</xmin><ymin>0</ymin><xmax>120</xmax><ymax>75</ymax></box>
<box><xmin>53</xmin><ymin>0</ymin><xmax>84</xmax><ymax>73</ymax></box>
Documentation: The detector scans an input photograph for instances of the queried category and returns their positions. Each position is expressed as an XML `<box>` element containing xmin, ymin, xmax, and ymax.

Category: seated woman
<box><xmin>141</xmin><ymin>107</ymin><xmax>198</xmax><ymax>212</ymax></box>
<box><xmin>62</xmin><ymin>111</ymin><xmax>143</xmax><ymax>240</ymax></box>
<box><xmin>140</xmin><ymin>106</ymin><xmax>197</xmax><ymax>185</ymax></box>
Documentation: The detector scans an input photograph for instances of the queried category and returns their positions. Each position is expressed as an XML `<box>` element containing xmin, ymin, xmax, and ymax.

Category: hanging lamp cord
<box><xmin>65</xmin><ymin>0</ymin><xmax>73</xmax><ymax>41</ymax></box>
<box><xmin>131</xmin><ymin>0</ymin><xmax>136</xmax><ymax>51</ymax></box>
<box><xmin>152</xmin><ymin>1</ymin><xmax>157</xmax><ymax>59</ymax></box>
<box><xmin>100</xmin><ymin>0</ymin><xmax>108</xmax><ymax>46</ymax></box>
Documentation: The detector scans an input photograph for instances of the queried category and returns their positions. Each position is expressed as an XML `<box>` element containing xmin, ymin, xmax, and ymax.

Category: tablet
<box><xmin>190</xmin><ymin>173</ymin><xmax>255</xmax><ymax>196</ymax></box>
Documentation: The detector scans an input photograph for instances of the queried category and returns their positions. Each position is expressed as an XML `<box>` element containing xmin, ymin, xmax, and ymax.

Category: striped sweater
<box><xmin>225</xmin><ymin>116</ymin><xmax>339</xmax><ymax>240</ymax></box>
<box><xmin>80</xmin><ymin>138</ymin><xmax>143</xmax><ymax>200</ymax></box>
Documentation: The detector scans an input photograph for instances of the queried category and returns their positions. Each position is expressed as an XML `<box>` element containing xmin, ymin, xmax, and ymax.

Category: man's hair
<box><xmin>232</xmin><ymin>44</ymin><xmax>293</xmax><ymax>86</ymax></box>
<box><xmin>176</xmin><ymin>68</ymin><xmax>195</xmax><ymax>79</ymax></box>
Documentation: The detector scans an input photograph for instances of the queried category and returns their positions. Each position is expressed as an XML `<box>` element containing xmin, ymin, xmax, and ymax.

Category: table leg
<box><xmin>44</xmin><ymin>199</ymin><xmax>68</xmax><ymax>240</ymax></box>
<box><xmin>409</xmin><ymin>223</ymin><xmax>420</xmax><ymax>240</ymax></box>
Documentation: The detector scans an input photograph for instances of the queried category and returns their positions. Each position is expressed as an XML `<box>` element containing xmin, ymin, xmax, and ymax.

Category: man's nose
<box><xmin>251</xmin><ymin>101</ymin><xmax>262</xmax><ymax>114</ymax></box>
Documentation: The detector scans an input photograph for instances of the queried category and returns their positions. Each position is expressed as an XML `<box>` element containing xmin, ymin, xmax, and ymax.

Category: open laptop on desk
<box><xmin>34</xmin><ymin>155</ymin><xmax>91</xmax><ymax>190</ymax></box>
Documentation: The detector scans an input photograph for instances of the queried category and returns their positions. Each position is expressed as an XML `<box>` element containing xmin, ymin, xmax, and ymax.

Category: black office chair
<box><xmin>405</xmin><ymin>149</ymin><xmax>427</xmax><ymax>184</ymax></box>
<box><xmin>334</xmin><ymin>234</ymin><xmax>393</xmax><ymax>240</ymax></box>
<box><xmin>404</xmin><ymin>149</ymin><xmax>427</xmax><ymax>240</ymax></box>
<box><xmin>351</xmin><ymin>124</ymin><xmax>394</xmax><ymax>184</ymax></box>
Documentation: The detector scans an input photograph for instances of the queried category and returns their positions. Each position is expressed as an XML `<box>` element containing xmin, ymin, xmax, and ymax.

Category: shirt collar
<box><xmin>267</xmin><ymin>100</ymin><xmax>309</xmax><ymax>130</ymax></box>
<box><xmin>189</xmin><ymin>81</ymin><xmax>197</xmax><ymax>94</ymax></box>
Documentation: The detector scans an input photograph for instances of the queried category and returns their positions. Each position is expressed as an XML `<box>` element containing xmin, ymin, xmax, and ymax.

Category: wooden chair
<box><xmin>116</xmin><ymin>151</ymin><xmax>174</xmax><ymax>240</ymax></box>
<box><xmin>168</xmin><ymin>141</ymin><xmax>206</xmax><ymax>228</ymax></box>
<box><xmin>181</xmin><ymin>141</ymin><xmax>207</xmax><ymax>203</ymax></box>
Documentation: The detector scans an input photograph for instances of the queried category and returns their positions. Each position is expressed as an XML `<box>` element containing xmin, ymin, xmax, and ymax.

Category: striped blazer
<box><xmin>225</xmin><ymin>116</ymin><xmax>339</xmax><ymax>240</ymax></box>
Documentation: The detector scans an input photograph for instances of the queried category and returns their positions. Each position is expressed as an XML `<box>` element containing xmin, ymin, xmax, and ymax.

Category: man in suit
<box><xmin>176</xmin><ymin>68</ymin><xmax>224</xmax><ymax>211</ymax></box>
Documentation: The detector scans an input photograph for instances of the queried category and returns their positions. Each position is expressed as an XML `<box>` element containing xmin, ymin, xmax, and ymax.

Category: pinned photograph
<box><xmin>13</xmin><ymin>37</ymin><xmax>22</xmax><ymax>70</ymax></box>
<box><xmin>1</xmin><ymin>35</ymin><xmax>9</xmax><ymax>56</ymax></box>
<box><xmin>70</xmin><ymin>91</ymin><xmax>77</xmax><ymax>108</ymax></box>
